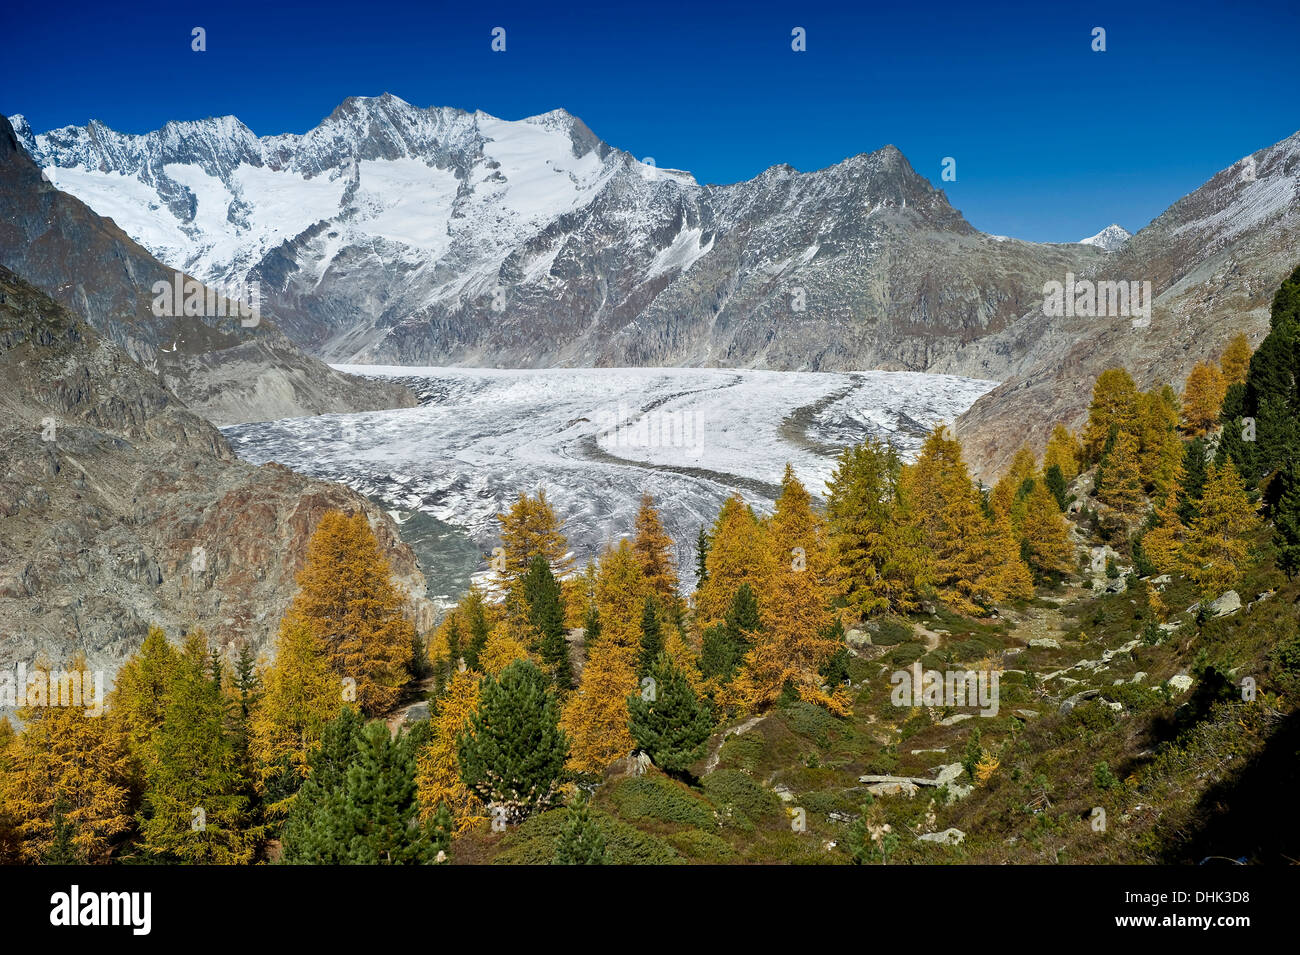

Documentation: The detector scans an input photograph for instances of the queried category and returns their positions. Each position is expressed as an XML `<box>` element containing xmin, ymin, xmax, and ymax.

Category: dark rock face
<box><xmin>0</xmin><ymin>267</ymin><xmax>431</xmax><ymax>710</ymax></box>
<box><xmin>0</xmin><ymin>113</ymin><xmax>413</xmax><ymax>426</ymax></box>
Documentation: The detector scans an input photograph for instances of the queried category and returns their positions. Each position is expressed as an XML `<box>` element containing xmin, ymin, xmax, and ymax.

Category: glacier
<box><xmin>221</xmin><ymin>366</ymin><xmax>998</xmax><ymax>599</ymax></box>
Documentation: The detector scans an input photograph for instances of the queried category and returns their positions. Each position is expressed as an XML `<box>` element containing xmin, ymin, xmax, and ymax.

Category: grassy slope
<box><xmin>455</xmin><ymin>513</ymin><xmax>1299</xmax><ymax>865</ymax></box>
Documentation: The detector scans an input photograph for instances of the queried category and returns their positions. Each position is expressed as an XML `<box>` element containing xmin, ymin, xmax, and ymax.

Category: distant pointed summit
<box><xmin>1078</xmin><ymin>223</ymin><xmax>1132</xmax><ymax>252</ymax></box>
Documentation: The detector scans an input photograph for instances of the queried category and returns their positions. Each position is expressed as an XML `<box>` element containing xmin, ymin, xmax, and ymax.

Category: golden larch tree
<box><xmin>1220</xmin><ymin>333</ymin><xmax>1252</xmax><ymax>387</ymax></box>
<box><xmin>732</xmin><ymin>465</ymin><xmax>843</xmax><ymax>711</ymax></box>
<box><xmin>1021</xmin><ymin>477</ymin><xmax>1074</xmax><ymax>575</ymax></box>
<box><xmin>1097</xmin><ymin>429</ymin><xmax>1145</xmax><ymax>518</ymax></box>
<box><xmin>1179</xmin><ymin>459</ymin><xmax>1260</xmax><ymax>599</ymax></box>
<box><xmin>1083</xmin><ymin>368</ymin><xmax>1140</xmax><ymax>464</ymax></box>
<box><xmin>1043</xmin><ymin>424</ymin><xmax>1082</xmax><ymax>484</ymax></box>
<box><xmin>1182</xmin><ymin>361</ymin><xmax>1227</xmax><ymax>437</ymax></box>
<box><xmin>594</xmin><ymin>539</ymin><xmax>650</xmax><ymax>653</ymax></box>
<box><xmin>288</xmin><ymin>510</ymin><xmax>414</xmax><ymax>716</ymax></box>
<box><xmin>561</xmin><ymin>641</ymin><xmax>638</xmax><ymax>774</ymax></box>
<box><xmin>694</xmin><ymin>494</ymin><xmax>772</xmax><ymax>631</ymax></box>
<box><xmin>495</xmin><ymin>490</ymin><xmax>575</xmax><ymax>585</ymax></box>
<box><xmin>631</xmin><ymin>492</ymin><xmax>680</xmax><ymax>611</ymax></box>
<box><xmin>416</xmin><ymin>668</ymin><xmax>486</xmax><ymax>833</ymax></box>
<box><xmin>249</xmin><ymin>614</ymin><xmax>342</xmax><ymax>807</ymax></box>
<box><xmin>1</xmin><ymin>655</ymin><xmax>131</xmax><ymax>863</ymax></box>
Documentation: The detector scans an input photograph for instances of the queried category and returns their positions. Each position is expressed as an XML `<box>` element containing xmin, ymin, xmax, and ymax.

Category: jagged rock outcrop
<box><xmin>0</xmin><ymin>267</ymin><xmax>432</xmax><ymax>712</ymax></box>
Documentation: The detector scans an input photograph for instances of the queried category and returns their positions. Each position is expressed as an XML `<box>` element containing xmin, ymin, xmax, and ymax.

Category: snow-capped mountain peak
<box><xmin>1078</xmin><ymin>223</ymin><xmax>1132</xmax><ymax>252</ymax></box>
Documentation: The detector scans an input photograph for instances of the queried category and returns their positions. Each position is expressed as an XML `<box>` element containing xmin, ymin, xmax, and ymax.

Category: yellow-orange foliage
<box><xmin>0</xmin><ymin>656</ymin><xmax>131</xmax><ymax>863</ymax></box>
<box><xmin>694</xmin><ymin>494</ymin><xmax>772</xmax><ymax>631</ymax></box>
<box><xmin>249</xmin><ymin>614</ymin><xmax>342</xmax><ymax>805</ymax></box>
<box><xmin>732</xmin><ymin>465</ymin><xmax>841</xmax><ymax>710</ymax></box>
<box><xmin>631</xmin><ymin>493</ymin><xmax>680</xmax><ymax>611</ymax></box>
<box><xmin>1182</xmin><ymin>361</ymin><xmax>1227</xmax><ymax>436</ymax></box>
<box><xmin>1220</xmin><ymin>333</ymin><xmax>1252</xmax><ymax>387</ymax></box>
<box><xmin>1043</xmin><ymin>424</ymin><xmax>1081</xmax><ymax>484</ymax></box>
<box><xmin>495</xmin><ymin>490</ymin><xmax>574</xmax><ymax>584</ymax></box>
<box><xmin>288</xmin><ymin>510</ymin><xmax>413</xmax><ymax>716</ymax></box>
<box><xmin>561</xmin><ymin>642</ymin><xmax>638</xmax><ymax>773</ymax></box>
<box><xmin>416</xmin><ymin>668</ymin><xmax>486</xmax><ymax>833</ymax></box>
<box><xmin>594</xmin><ymin>539</ymin><xmax>650</xmax><ymax>652</ymax></box>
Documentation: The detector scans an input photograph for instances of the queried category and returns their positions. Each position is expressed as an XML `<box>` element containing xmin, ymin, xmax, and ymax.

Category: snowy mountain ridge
<box><xmin>10</xmin><ymin>95</ymin><xmax>1101</xmax><ymax>372</ymax></box>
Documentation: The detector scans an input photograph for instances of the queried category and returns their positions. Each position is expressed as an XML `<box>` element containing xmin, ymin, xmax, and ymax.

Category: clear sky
<box><xmin>3</xmin><ymin>0</ymin><xmax>1297</xmax><ymax>242</ymax></box>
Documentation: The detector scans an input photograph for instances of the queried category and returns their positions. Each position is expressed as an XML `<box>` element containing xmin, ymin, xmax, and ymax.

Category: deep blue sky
<box><xmin>4</xmin><ymin>0</ymin><xmax>1297</xmax><ymax>242</ymax></box>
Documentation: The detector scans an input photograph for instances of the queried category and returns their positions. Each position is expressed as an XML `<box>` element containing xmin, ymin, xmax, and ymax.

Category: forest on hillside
<box><xmin>4</xmin><ymin>266</ymin><xmax>1299</xmax><ymax>866</ymax></box>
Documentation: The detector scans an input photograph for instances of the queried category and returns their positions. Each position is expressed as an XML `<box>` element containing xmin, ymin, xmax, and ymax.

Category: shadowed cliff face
<box><xmin>0</xmin><ymin>112</ymin><xmax>414</xmax><ymax>426</ymax></box>
<box><xmin>0</xmin><ymin>266</ymin><xmax>432</xmax><ymax>712</ymax></box>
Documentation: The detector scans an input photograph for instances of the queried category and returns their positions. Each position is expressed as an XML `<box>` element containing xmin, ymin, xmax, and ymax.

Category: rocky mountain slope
<box><xmin>0</xmin><ymin>266</ymin><xmax>432</xmax><ymax>710</ymax></box>
<box><xmin>0</xmin><ymin>113</ymin><xmax>414</xmax><ymax>426</ymax></box>
<box><xmin>954</xmin><ymin>131</ymin><xmax>1300</xmax><ymax>479</ymax></box>
<box><xmin>12</xmin><ymin>95</ymin><xmax>1101</xmax><ymax>372</ymax></box>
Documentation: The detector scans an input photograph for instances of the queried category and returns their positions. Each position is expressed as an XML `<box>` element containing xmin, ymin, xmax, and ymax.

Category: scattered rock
<box><xmin>1028</xmin><ymin>638</ymin><xmax>1060</xmax><ymax>649</ymax></box>
<box><xmin>1207</xmin><ymin>590</ymin><xmax>1242</xmax><ymax>617</ymax></box>
<box><xmin>1166</xmin><ymin>674</ymin><xmax>1194</xmax><ymax>695</ymax></box>
<box><xmin>1013</xmin><ymin>708</ymin><xmax>1040</xmax><ymax>719</ymax></box>
<box><xmin>938</xmin><ymin>713</ymin><xmax>973</xmax><ymax>726</ymax></box>
<box><xmin>1130</xmin><ymin>672</ymin><xmax>1148</xmax><ymax>684</ymax></box>
<box><xmin>773</xmin><ymin>784</ymin><xmax>795</xmax><ymax>804</ymax></box>
<box><xmin>1059</xmin><ymin>688</ymin><xmax>1101</xmax><ymax>714</ymax></box>
<box><xmin>844</xmin><ymin>628</ymin><xmax>872</xmax><ymax>648</ymax></box>
<box><xmin>918</xmin><ymin>827</ymin><xmax>965</xmax><ymax>845</ymax></box>
<box><xmin>933</xmin><ymin>763</ymin><xmax>964</xmax><ymax>786</ymax></box>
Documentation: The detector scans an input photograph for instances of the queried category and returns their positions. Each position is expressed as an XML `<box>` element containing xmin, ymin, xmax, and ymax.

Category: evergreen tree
<box><xmin>282</xmin><ymin>715</ymin><xmax>445</xmax><ymax>864</ymax></box>
<box><xmin>818</xmin><ymin>617</ymin><xmax>851</xmax><ymax>688</ymax></box>
<box><xmin>552</xmin><ymin>794</ymin><xmax>608</xmax><ymax>865</ymax></box>
<box><xmin>522</xmin><ymin>554</ymin><xmax>573</xmax><ymax>689</ymax></box>
<box><xmin>627</xmin><ymin>654</ymin><xmax>714</xmax><ymax>775</ymax></box>
<box><xmin>458</xmin><ymin>660</ymin><xmax>568</xmax><ymax>823</ymax></box>
<box><xmin>582</xmin><ymin>603</ymin><xmax>602</xmax><ymax>648</ymax></box>
<box><xmin>1273</xmin><ymin>458</ymin><xmax>1300</xmax><ymax>578</ymax></box>
<box><xmin>637</xmin><ymin>597</ymin><xmax>664</xmax><ymax>677</ymax></box>
<box><xmin>1044</xmin><ymin>464</ymin><xmax>1069</xmax><ymax>510</ymax></box>
<box><xmin>232</xmin><ymin>642</ymin><xmax>260</xmax><ymax>720</ymax></box>
<box><xmin>138</xmin><ymin>636</ymin><xmax>258</xmax><ymax>864</ymax></box>
<box><xmin>1177</xmin><ymin>438</ymin><xmax>1210</xmax><ymax>524</ymax></box>
<box><xmin>40</xmin><ymin>800</ymin><xmax>83</xmax><ymax>865</ymax></box>
<box><xmin>694</xmin><ymin>525</ymin><xmax>711</xmax><ymax>588</ymax></box>
<box><xmin>462</xmin><ymin>588</ymin><xmax>491</xmax><ymax>672</ymax></box>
